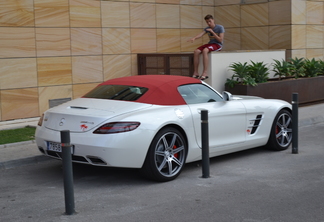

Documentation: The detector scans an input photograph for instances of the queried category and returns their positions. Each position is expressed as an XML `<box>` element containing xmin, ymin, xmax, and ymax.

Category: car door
<box><xmin>178</xmin><ymin>84</ymin><xmax>247</xmax><ymax>151</ymax></box>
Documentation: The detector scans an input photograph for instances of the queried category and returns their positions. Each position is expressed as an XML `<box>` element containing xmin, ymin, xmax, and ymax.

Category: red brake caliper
<box><xmin>276</xmin><ymin>125</ymin><xmax>280</xmax><ymax>140</ymax></box>
<box><xmin>173</xmin><ymin>145</ymin><xmax>179</xmax><ymax>159</ymax></box>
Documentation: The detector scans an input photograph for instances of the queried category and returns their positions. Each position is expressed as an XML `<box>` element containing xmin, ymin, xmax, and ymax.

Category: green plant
<box><xmin>225</xmin><ymin>78</ymin><xmax>239</xmax><ymax>88</ymax></box>
<box><xmin>304</xmin><ymin>58</ymin><xmax>322</xmax><ymax>77</ymax></box>
<box><xmin>241</xmin><ymin>75</ymin><xmax>257</xmax><ymax>86</ymax></box>
<box><xmin>272</xmin><ymin>59</ymin><xmax>293</xmax><ymax>80</ymax></box>
<box><xmin>289</xmin><ymin>57</ymin><xmax>305</xmax><ymax>79</ymax></box>
<box><xmin>226</xmin><ymin>57</ymin><xmax>324</xmax><ymax>89</ymax></box>
<box><xmin>248</xmin><ymin>61</ymin><xmax>269</xmax><ymax>83</ymax></box>
<box><xmin>226</xmin><ymin>62</ymin><xmax>253</xmax><ymax>87</ymax></box>
<box><xmin>228</xmin><ymin>62</ymin><xmax>250</xmax><ymax>79</ymax></box>
<box><xmin>318</xmin><ymin>60</ymin><xmax>324</xmax><ymax>75</ymax></box>
<box><xmin>226</xmin><ymin>61</ymin><xmax>268</xmax><ymax>87</ymax></box>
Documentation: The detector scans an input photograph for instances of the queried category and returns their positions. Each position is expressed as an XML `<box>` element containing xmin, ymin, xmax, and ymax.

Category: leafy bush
<box><xmin>249</xmin><ymin>61</ymin><xmax>269</xmax><ymax>83</ymax></box>
<box><xmin>272</xmin><ymin>59</ymin><xmax>292</xmax><ymax>80</ymax></box>
<box><xmin>226</xmin><ymin>61</ymin><xmax>269</xmax><ymax>87</ymax></box>
<box><xmin>303</xmin><ymin>58</ymin><xmax>322</xmax><ymax>77</ymax></box>
<box><xmin>289</xmin><ymin>57</ymin><xmax>305</xmax><ymax>79</ymax></box>
<box><xmin>319</xmin><ymin>60</ymin><xmax>324</xmax><ymax>74</ymax></box>
<box><xmin>226</xmin><ymin>57</ymin><xmax>324</xmax><ymax>88</ymax></box>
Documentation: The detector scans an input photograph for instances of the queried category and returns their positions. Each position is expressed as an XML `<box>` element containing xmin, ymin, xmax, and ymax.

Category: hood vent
<box><xmin>250</xmin><ymin>114</ymin><xmax>263</xmax><ymax>134</ymax></box>
<box><xmin>49</xmin><ymin>98</ymin><xmax>71</xmax><ymax>108</ymax></box>
<box><xmin>70</xmin><ymin>106</ymin><xmax>88</xmax><ymax>109</ymax></box>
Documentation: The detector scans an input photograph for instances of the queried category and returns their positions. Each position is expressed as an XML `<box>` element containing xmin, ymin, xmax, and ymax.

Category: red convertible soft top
<box><xmin>99</xmin><ymin>75</ymin><xmax>201</xmax><ymax>105</ymax></box>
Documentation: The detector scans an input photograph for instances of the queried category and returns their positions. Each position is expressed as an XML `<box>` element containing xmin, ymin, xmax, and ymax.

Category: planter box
<box><xmin>225</xmin><ymin>76</ymin><xmax>324</xmax><ymax>105</ymax></box>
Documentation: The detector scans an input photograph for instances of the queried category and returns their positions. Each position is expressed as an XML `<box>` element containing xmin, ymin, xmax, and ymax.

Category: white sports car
<box><xmin>36</xmin><ymin>75</ymin><xmax>293</xmax><ymax>181</ymax></box>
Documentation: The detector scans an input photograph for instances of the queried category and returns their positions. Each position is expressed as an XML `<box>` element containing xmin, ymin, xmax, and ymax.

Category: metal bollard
<box><xmin>292</xmin><ymin>93</ymin><xmax>298</xmax><ymax>154</ymax></box>
<box><xmin>201</xmin><ymin>109</ymin><xmax>210</xmax><ymax>178</ymax></box>
<box><xmin>60</xmin><ymin>130</ymin><xmax>76</xmax><ymax>215</ymax></box>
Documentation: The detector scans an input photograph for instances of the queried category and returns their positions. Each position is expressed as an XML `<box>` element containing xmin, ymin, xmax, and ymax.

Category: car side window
<box><xmin>178</xmin><ymin>84</ymin><xmax>223</xmax><ymax>104</ymax></box>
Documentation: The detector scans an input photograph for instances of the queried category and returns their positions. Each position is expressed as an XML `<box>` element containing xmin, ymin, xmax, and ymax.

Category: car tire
<box><xmin>140</xmin><ymin>127</ymin><xmax>187</xmax><ymax>182</ymax></box>
<box><xmin>266</xmin><ymin>109</ymin><xmax>293</xmax><ymax>151</ymax></box>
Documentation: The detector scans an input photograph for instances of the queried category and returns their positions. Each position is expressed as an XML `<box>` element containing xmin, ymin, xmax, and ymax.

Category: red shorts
<box><xmin>197</xmin><ymin>44</ymin><xmax>222</xmax><ymax>52</ymax></box>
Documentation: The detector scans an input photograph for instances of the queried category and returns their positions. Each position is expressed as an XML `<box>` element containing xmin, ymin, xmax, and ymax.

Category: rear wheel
<box><xmin>141</xmin><ymin>127</ymin><xmax>187</xmax><ymax>182</ymax></box>
<box><xmin>267</xmin><ymin>109</ymin><xmax>293</xmax><ymax>151</ymax></box>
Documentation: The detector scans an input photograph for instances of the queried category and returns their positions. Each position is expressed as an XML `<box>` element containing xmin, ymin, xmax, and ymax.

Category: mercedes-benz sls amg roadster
<box><xmin>36</xmin><ymin>75</ymin><xmax>293</xmax><ymax>181</ymax></box>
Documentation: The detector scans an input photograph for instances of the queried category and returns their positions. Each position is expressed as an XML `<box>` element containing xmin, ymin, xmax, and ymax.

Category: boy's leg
<box><xmin>200</xmin><ymin>44</ymin><xmax>222</xmax><ymax>79</ymax></box>
<box><xmin>193</xmin><ymin>48</ymin><xmax>201</xmax><ymax>77</ymax></box>
<box><xmin>201</xmin><ymin>47</ymin><xmax>210</xmax><ymax>78</ymax></box>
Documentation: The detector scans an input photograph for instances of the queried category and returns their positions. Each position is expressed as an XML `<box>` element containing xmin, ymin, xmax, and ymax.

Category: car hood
<box><xmin>43</xmin><ymin>98</ymin><xmax>152</xmax><ymax>132</ymax></box>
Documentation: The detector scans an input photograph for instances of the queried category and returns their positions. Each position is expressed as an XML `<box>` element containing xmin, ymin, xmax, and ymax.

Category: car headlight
<box><xmin>93</xmin><ymin>122</ymin><xmax>140</xmax><ymax>134</ymax></box>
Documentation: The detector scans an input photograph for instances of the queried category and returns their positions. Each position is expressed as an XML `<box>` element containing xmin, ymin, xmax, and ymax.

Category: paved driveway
<box><xmin>1</xmin><ymin>123</ymin><xmax>324</xmax><ymax>222</ymax></box>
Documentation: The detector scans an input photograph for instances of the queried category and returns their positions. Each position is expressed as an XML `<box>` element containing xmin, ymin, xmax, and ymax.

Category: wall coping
<box><xmin>215</xmin><ymin>49</ymin><xmax>286</xmax><ymax>53</ymax></box>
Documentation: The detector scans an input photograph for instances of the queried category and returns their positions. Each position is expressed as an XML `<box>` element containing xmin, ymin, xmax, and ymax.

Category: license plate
<box><xmin>47</xmin><ymin>141</ymin><xmax>74</xmax><ymax>154</ymax></box>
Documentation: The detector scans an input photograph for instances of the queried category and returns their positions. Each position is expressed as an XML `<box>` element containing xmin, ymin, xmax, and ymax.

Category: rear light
<box><xmin>38</xmin><ymin>114</ymin><xmax>44</xmax><ymax>126</ymax></box>
<box><xmin>93</xmin><ymin>122</ymin><xmax>140</xmax><ymax>134</ymax></box>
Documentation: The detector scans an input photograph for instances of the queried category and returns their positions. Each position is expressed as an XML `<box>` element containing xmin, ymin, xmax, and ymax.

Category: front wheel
<box><xmin>140</xmin><ymin>127</ymin><xmax>187</xmax><ymax>182</ymax></box>
<box><xmin>266</xmin><ymin>109</ymin><xmax>293</xmax><ymax>151</ymax></box>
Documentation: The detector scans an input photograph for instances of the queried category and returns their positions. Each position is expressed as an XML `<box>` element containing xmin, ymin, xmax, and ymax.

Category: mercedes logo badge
<box><xmin>59</xmin><ymin>118</ymin><xmax>65</xmax><ymax>126</ymax></box>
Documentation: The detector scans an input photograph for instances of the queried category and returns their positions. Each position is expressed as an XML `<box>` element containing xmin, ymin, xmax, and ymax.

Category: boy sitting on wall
<box><xmin>188</xmin><ymin>14</ymin><xmax>225</xmax><ymax>80</ymax></box>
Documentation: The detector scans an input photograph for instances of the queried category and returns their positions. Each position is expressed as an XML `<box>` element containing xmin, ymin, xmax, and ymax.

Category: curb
<box><xmin>0</xmin><ymin>140</ymin><xmax>36</xmax><ymax>149</ymax></box>
<box><xmin>0</xmin><ymin>117</ymin><xmax>39</xmax><ymax>131</ymax></box>
<box><xmin>0</xmin><ymin>124</ymin><xmax>37</xmax><ymax>131</ymax></box>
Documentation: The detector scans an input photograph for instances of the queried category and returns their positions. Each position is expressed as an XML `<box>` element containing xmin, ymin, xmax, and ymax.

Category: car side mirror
<box><xmin>222</xmin><ymin>91</ymin><xmax>233</xmax><ymax>101</ymax></box>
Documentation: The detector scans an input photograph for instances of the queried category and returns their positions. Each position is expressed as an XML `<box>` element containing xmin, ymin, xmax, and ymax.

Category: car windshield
<box><xmin>178</xmin><ymin>84</ymin><xmax>223</xmax><ymax>104</ymax></box>
<box><xmin>83</xmin><ymin>85</ymin><xmax>148</xmax><ymax>101</ymax></box>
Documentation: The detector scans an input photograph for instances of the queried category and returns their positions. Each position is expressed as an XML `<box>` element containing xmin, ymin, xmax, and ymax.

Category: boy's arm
<box><xmin>206</xmin><ymin>28</ymin><xmax>224</xmax><ymax>43</ymax></box>
<box><xmin>188</xmin><ymin>31</ymin><xmax>206</xmax><ymax>43</ymax></box>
